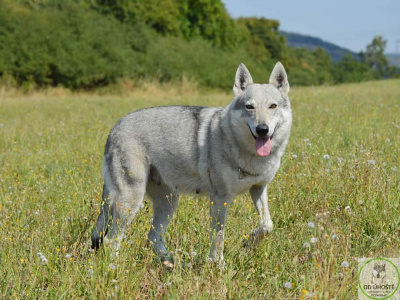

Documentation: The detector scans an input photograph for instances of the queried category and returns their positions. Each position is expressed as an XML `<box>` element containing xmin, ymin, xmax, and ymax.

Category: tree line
<box><xmin>0</xmin><ymin>0</ymin><xmax>398</xmax><ymax>90</ymax></box>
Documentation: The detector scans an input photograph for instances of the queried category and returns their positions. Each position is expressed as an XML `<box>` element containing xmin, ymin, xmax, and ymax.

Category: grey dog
<box><xmin>91</xmin><ymin>62</ymin><xmax>292</xmax><ymax>265</ymax></box>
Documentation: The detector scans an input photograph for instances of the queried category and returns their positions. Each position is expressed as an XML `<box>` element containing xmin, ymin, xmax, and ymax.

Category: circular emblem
<box><xmin>358</xmin><ymin>258</ymin><xmax>400</xmax><ymax>299</ymax></box>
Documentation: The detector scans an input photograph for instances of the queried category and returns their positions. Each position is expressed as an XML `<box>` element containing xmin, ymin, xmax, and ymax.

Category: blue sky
<box><xmin>222</xmin><ymin>0</ymin><xmax>400</xmax><ymax>54</ymax></box>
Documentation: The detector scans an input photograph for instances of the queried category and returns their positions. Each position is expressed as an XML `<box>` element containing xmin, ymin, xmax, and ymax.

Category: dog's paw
<box><xmin>243</xmin><ymin>222</ymin><xmax>273</xmax><ymax>248</ymax></box>
<box><xmin>207</xmin><ymin>256</ymin><xmax>225</xmax><ymax>269</ymax></box>
<box><xmin>260</xmin><ymin>219</ymin><xmax>273</xmax><ymax>234</ymax></box>
<box><xmin>160</xmin><ymin>255</ymin><xmax>174</xmax><ymax>270</ymax></box>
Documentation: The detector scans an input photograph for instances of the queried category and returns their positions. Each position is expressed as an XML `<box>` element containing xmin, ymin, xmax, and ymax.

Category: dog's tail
<box><xmin>91</xmin><ymin>184</ymin><xmax>111</xmax><ymax>249</ymax></box>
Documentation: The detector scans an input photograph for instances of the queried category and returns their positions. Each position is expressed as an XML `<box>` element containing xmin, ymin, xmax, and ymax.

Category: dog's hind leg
<box><xmin>146</xmin><ymin>182</ymin><xmax>178</xmax><ymax>267</ymax></box>
<box><xmin>94</xmin><ymin>151</ymin><xmax>149</xmax><ymax>254</ymax></box>
<box><xmin>91</xmin><ymin>184</ymin><xmax>112</xmax><ymax>249</ymax></box>
<box><xmin>103</xmin><ymin>180</ymin><xmax>147</xmax><ymax>253</ymax></box>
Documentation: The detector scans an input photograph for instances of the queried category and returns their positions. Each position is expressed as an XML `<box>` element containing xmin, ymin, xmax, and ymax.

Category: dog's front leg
<box><xmin>208</xmin><ymin>196</ymin><xmax>231</xmax><ymax>264</ymax></box>
<box><xmin>246</xmin><ymin>184</ymin><xmax>273</xmax><ymax>245</ymax></box>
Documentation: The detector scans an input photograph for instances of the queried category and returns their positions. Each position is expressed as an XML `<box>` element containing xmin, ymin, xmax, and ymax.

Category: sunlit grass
<box><xmin>0</xmin><ymin>79</ymin><xmax>399</xmax><ymax>299</ymax></box>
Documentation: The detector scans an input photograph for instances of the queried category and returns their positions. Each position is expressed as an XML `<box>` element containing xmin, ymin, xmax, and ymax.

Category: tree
<box><xmin>360</xmin><ymin>36</ymin><xmax>391</xmax><ymax>78</ymax></box>
<box><xmin>331</xmin><ymin>54</ymin><xmax>372</xmax><ymax>83</ymax></box>
<box><xmin>236</xmin><ymin>17</ymin><xmax>289</xmax><ymax>63</ymax></box>
<box><xmin>177</xmin><ymin>0</ymin><xmax>241</xmax><ymax>48</ymax></box>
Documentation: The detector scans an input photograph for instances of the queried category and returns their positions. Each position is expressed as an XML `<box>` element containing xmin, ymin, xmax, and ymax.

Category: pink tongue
<box><xmin>256</xmin><ymin>137</ymin><xmax>272</xmax><ymax>156</ymax></box>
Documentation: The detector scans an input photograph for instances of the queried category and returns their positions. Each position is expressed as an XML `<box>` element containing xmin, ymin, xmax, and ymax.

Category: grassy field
<box><xmin>1</xmin><ymin>79</ymin><xmax>399</xmax><ymax>299</ymax></box>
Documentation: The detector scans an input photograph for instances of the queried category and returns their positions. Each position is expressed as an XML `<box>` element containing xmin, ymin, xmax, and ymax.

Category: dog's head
<box><xmin>231</xmin><ymin>62</ymin><xmax>292</xmax><ymax>157</ymax></box>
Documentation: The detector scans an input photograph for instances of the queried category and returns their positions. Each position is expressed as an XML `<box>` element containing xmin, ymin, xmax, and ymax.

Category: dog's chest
<box><xmin>225</xmin><ymin>161</ymin><xmax>280</xmax><ymax>194</ymax></box>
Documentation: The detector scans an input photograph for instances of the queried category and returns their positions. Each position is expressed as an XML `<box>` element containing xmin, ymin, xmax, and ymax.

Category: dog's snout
<box><xmin>256</xmin><ymin>124</ymin><xmax>269</xmax><ymax>136</ymax></box>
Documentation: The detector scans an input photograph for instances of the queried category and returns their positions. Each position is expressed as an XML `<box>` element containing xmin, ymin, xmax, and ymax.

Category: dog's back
<box><xmin>105</xmin><ymin>105</ymin><xmax>221</xmax><ymax>193</ymax></box>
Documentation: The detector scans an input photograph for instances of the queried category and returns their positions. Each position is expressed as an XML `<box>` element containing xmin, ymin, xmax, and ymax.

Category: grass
<box><xmin>0</xmin><ymin>79</ymin><xmax>399</xmax><ymax>299</ymax></box>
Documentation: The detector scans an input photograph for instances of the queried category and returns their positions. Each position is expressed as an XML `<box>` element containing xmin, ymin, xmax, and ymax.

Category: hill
<box><xmin>386</xmin><ymin>53</ymin><xmax>400</xmax><ymax>68</ymax></box>
<box><xmin>280</xmin><ymin>31</ymin><xmax>357</xmax><ymax>62</ymax></box>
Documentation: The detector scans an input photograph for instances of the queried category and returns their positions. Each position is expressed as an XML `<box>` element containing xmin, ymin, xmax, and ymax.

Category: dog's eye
<box><xmin>245</xmin><ymin>104</ymin><xmax>255</xmax><ymax>110</ymax></box>
<box><xmin>269</xmin><ymin>104</ymin><xmax>277</xmax><ymax>109</ymax></box>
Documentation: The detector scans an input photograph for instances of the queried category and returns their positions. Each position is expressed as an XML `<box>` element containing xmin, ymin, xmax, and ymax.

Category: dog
<box><xmin>91</xmin><ymin>62</ymin><xmax>292</xmax><ymax>265</ymax></box>
<box><xmin>372</xmin><ymin>263</ymin><xmax>386</xmax><ymax>284</ymax></box>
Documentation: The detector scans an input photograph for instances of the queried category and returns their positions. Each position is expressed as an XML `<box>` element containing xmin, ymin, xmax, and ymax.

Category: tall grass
<box><xmin>0</xmin><ymin>79</ymin><xmax>399</xmax><ymax>299</ymax></box>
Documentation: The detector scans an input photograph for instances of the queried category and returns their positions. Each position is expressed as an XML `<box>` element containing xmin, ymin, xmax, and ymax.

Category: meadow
<box><xmin>0</xmin><ymin>79</ymin><xmax>399</xmax><ymax>299</ymax></box>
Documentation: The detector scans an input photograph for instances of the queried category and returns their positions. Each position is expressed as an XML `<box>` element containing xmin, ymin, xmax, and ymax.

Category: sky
<box><xmin>222</xmin><ymin>0</ymin><xmax>400</xmax><ymax>54</ymax></box>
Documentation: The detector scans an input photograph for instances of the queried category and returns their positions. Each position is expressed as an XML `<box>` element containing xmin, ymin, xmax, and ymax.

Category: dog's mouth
<box><xmin>247</xmin><ymin>125</ymin><xmax>273</xmax><ymax>157</ymax></box>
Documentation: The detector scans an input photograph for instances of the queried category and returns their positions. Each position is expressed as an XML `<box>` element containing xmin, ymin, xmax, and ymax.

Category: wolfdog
<box><xmin>91</xmin><ymin>62</ymin><xmax>292</xmax><ymax>265</ymax></box>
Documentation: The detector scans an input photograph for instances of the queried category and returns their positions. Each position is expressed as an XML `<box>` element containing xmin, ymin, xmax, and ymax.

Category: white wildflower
<box><xmin>310</xmin><ymin>237</ymin><xmax>318</xmax><ymax>244</ymax></box>
<box><xmin>292</xmin><ymin>154</ymin><xmax>298</xmax><ymax>159</ymax></box>
<box><xmin>341</xmin><ymin>261</ymin><xmax>349</xmax><ymax>268</ymax></box>
<box><xmin>367</xmin><ymin>160</ymin><xmax>375</xmax><ymax>165</ymax></box>
<box><xmin>307</xmin><ymin>222</ymin><xmax>315</xmax><ymax>229</ymax></box>
<box><xmin>323</xmin><ymin>154</ymin><xmax>330</xmax><ymax>160</ymax></box>
<box><xmin>323</xmin><ymin>211</ymin><xmax>330</xmax><ymax>218</ymax></box>
<box><xmin>305</xmin><ymin>292</ymin><xmax>314</xmax><ymax>297</ymax></box>
<box><xmin>283</xmin><ymin>282</ymin><xmax>292</xmax><ymax>289</ymax></box>
<box><xmin>37</xmin><ymin>252</ymin><xmax>48</xmax><ymax>264</ymax></box>
<box><xmin>303</xmin><ymin>242</ymin><xmax>311</xmax><ymax>248</ymax></box>
<box><xmin>158</xmin><ymin>282</ymin><xmax>172</xmax><ymax>290</ymax></box>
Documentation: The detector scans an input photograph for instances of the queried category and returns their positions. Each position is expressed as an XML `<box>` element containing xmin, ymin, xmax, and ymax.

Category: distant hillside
<box><xmin>280</xmin><ymin>31</ymin><xmax>357</xmax><ymax>62</ymax></box>
<box><xmin>386</xmin><ymin>53</ymin><xmax>400</xmax><ymax>68</ymax></box>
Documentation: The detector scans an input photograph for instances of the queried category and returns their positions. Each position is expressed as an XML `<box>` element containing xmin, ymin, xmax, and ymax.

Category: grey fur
<box><xmin>91</xmin><ymin>62</ymin><xmax>293</xmax><ymax>265</ymax></box>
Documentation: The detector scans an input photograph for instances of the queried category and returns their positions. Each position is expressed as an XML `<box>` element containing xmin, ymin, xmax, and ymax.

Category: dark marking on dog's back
<box><xmin>186</xmin><ymin>106</ymin><xmax>205</xmax><ymax>163</ymax></box>
<box><xmin>206</xmin><ymin>109</ymin><xmax>223</xmax><ymax>190</ymax></box>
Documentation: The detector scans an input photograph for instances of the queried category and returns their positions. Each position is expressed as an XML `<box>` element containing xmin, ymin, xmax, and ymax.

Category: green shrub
<box><xmin>0</xmin><ymin>0</ymin><xmax>149</xmax><ymax>88</ymax></box>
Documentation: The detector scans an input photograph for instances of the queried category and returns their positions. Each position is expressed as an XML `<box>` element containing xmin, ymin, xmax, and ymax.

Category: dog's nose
<box><xmin>256</xmin><ymin>124</ymin><xmax>269</xmax><ymax>136</ymax></box>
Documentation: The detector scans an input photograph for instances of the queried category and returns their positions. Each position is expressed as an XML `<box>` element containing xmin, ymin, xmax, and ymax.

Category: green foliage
<box><xmin>139</xmin><ymin>35</ymin><xmax>271</xmax><ymax>89</ymax></box>
<box><xmin>177</xmin><ymin>0</ymin><xmax>241</xmax><ymax>48</ymax></box>
<box><xmin>88</xmin><ymin>0</ymin><xmax>182</xmax><ymax>35</ymax></box>
<box><xmin>0</xmin><ymin>1</ymin><xmax>398</xmax><ymax>89</ymax></box>
<box><xmin>0</xmin><ymin>0</ymin><xmax>148</xmax><ymax>88</ymax></box>
<box><xmin>237</xmin><ymin>17</ymin><xmax>289</xmax><ymax>63</ymax></box>
<box><xmin>331</xmin><ymin>54</ymin><xmax>373</xmax><ymax>83</ymax></box>
<box><xmin>360</xmin><ymin>36</ymin><xmax>398</xmax><ymax>79</ymax></box>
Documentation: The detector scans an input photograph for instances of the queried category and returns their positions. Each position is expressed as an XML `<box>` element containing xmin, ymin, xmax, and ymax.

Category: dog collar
<box><xmin>238</xmin><ymin>167</ymin><xmax>259</xmax><ymax>179</ymax></box>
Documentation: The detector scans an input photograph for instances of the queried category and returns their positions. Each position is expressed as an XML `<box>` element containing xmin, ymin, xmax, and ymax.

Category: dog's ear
<box><xmin>269</xmin><ymin>62</ymin><xmax>290</xmax><ymax>96</ymax></box>
<box><xmin>233</xmin><ymin>63</ymin><xmax>253</xmax><ymax>97</ymax></box>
